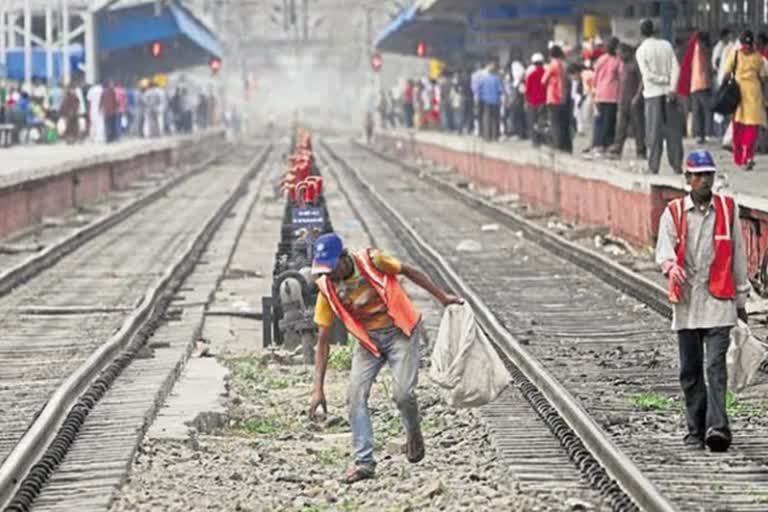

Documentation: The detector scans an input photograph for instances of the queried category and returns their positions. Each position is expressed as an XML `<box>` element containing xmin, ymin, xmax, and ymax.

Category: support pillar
<box><xmin>0</xmin><ymin>0</ymin><xmax>6</xmax><ymax>75</ymax></box>
<box><xmin>62</xmin><ymin>0</ymin><xmax>70</xmax><ymax>84</ymax></box>
<box><xmin>45</xmin><ymin>3</ymin><xmax>53</xmax><ymax>83</ymax></box>
<box><xmin>83</xmin><ymin>9</ymin><xmax>96</xmax><ymax>83</ymax></box>
<box><xmin>23</xmin><ymin>0</ymin><xmax>31</xmax><ymax>91</ymax></box>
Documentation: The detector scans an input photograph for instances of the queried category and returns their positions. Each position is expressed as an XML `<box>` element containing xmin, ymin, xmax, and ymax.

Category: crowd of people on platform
<box><xmin>0</xmin><ymin>76</ymin><xmax>218</xmax><ymax>146</ymax></box>
<box><xmin>377</xmin><ymin>19</ymin><xmax>768</xmax><ymax>173</ymax></box>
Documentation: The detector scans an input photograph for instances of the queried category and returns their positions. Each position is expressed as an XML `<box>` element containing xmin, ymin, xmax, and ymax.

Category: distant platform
<box><xmin>378</xmin><ymin>129</ymin><xmax>768</xmax><ymax>275</ymax></box>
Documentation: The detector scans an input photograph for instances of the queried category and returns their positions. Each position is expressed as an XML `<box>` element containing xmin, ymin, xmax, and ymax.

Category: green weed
<box><xmin>240</xmin><ymin>417</ymin><xmax>278</xmax><ymax>435</ymax></box>
<box><xmin>726</xmin><ymin>391</ymin><xmax>764</xmax><ymax>418</ymax></box>
<box><xmin>630</xmin><ymin>392</ymin><xmax>672</xmax><ymax>411</ymax></box>
<box><xmin>328</xmin><ymin>339</ymin><xmax>354</xmax><ymax>371</ymax></box>
<box><xmin>228</xmin><ymin>356</ymin><xmax>263</xmax><ymax>383</ymax></box>
<box><xmin>266</xmin><ymin>377</ymin><xmax>291</xmax><ymax>389</ymax></box>
<box><xmin>313</xmin><ymin>446</ymin><xmax>347</xmax><ymax>466</ymax></box>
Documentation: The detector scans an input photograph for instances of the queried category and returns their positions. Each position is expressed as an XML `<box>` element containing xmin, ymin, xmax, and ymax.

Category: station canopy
<box><xmin>2</xmin><ymin>45</ymin><xmax>84</xmax><ymax>81</ymax></box>
<box><xmin>97</xmin><ymin>0</ymin><xmax>223</xmax><ymax>79</ymax></box>
<box><xmin>375</xmin><ymin>0</ymin><xmax>634</xmax><ymax>61</ymax></box>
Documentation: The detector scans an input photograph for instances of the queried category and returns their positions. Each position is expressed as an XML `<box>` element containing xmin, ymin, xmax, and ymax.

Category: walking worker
<box><xmin>307</xmin><ymin>233</ymin><xmax>462</xmax><ymax>483</ymax></box>
<box><xmin>655</xmin><ymin>149</ymin><xmax>750</xmax><ymax>453</ymax></box>
<box><xmin>636</xmin><ymin>19</ymin><xmax>683</xmax><ymax>174</ymax></box>
<box><xmin>722</xmin><ymin>30</ymin><xmax>767</xmax><ymax>171</ymax></box>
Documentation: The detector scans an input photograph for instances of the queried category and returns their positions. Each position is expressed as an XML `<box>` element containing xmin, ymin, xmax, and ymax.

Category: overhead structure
<box><xmin>0</xmin><ymin>0</ymin><xmax>222</xmax><ymax>87</ymax></box>
<box><xmin>375</xmin><ymin>0</ymin><xmax>766</xmax><ymax>62</ymax></box>
<box><xmin>0</xmin><ymin>0</ymin><xmax>95</xmax><ymax>88</ymax></box>
<box><xmin>97</xmin><ymin>0</ymin><xmax>223</xmax><ymax>79</ymax></box>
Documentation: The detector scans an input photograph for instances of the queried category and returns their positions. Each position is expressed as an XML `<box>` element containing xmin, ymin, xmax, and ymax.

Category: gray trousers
<box><xmin>645</xmin><ymin>95</ymin><xmax>684</xmax><ymax>174</ymax></box>
<box><xmin>690</xmin><ymin>90</ymin><xmax>712</xmax><ymax>140</ymax></box>
<box><xmin>677</xmin><ymin>327</ymin><xmax>732</xmax><ymax>441</ymax></box>
<box><xmin>612</xmin><ymin>100</ymin><xmax>646</xmax><ymax>157</ymax></box>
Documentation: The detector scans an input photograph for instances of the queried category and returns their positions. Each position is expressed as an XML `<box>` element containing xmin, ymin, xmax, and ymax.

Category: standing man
<box><xmin>678</xmin><ymin>32</ymin><xmax>713</xmax><ymax>144</ymax></box>
<box><xmin>525</xmin><ymin>53</ymin><xmax>547</xmax><ymax>146</ymax></box>
<box><xmin>655</xmin><ymin>149</ymin><xmax>750</xmax><ymax>453</ymax></box>
<box><xmin>471</xmin><ymin>62</ymin><xmax>487</xmax><ymax>136</ymax></box>
<box><xmin>307</xmin><ymin>233</ymin><xmax>461</xmax><ymax>483</ymax></box>
<box><xmin>636</xmin><ymin>19</ymin><xmax>683</xmax><ymax>174</ymax></box>
<box><xmin>607</xmin><ymin>43</ymin><xmax>646</xmax><ymax>160</ymax></box>
<box><xmin>543</xmin><ymin>45</ymin><xmax>572</xmax><ymax>152</ymax></box>
<box><xmin>478</xmin><ymin>58</ymin><xmax>503</xmax><ymax>141</ymax></box>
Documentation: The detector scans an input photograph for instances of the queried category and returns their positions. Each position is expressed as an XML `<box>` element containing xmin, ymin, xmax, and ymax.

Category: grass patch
<box><xmin>228</xmin><ymin>356</ymin><xmax>264</xmax><ymax>383</ymax></box>
<box><xmin>328</xmin><ymin>339</ymin><xmax>354</xmax><ymax>371</ymax></box>
<box><xmin>240</xmin><ymin>417</ymin><xmax>279</xmax><ymax>435</ymax></box>
<box><xmin>726</xmin><ymin>391</ymin><xmax>764</xmax><ymax>418</ymax></box>
<box><xmin>265</xmin><ymin>377</ymin><xmax>291</xmax><ymax>389</ymax></box>
<box><xmin>630</xmin><ymin>392</ymin><xmax>672</xmax><ymax>411</ymax></box>
<box><xmin>312</xmin><ymin>446</ymin><xmax>347</xmax><ymax>466</ymax></box>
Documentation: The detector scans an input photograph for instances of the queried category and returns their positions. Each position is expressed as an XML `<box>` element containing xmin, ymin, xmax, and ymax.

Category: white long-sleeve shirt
<box><xmin>636</xmin><ymin>36</ymin><xmax>680</xmax><ymax>98</ymax></box>
<box><xmin>655</xmin><ymin>195</ymin><xmax>750</xmax><ymax>331</ymax></box>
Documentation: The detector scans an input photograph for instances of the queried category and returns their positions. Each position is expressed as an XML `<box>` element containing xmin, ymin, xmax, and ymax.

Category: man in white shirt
<box><xmin>635</xmin><ymin>19</ymin><xmax>683</xmax><ymax>174</ymax></box>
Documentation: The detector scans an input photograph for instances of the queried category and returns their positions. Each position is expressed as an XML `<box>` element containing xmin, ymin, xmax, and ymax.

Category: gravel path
<box><xmin>110</xmin><ymin>341</ymin><xmax>580</xmax><ymax>512</ymax></box>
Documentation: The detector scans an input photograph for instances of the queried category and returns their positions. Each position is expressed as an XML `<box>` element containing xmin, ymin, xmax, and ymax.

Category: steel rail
<box><xmin>0</xmin><ymin>151</ymin><xmax>226</xmax><ymax>299</ymax></box>
<box><xmin>320</xmin><ymin>141</ymin><xmax>677</xmax><ymax>512</ymax></box>
<box><xmin>0</xmin><ymin>146</ymin><xmax>272</xmax><ymax>510</ymax></box>
<box><xmin>357</xmin><ymin>141</ymin><xmax>672</xmax><ymax>320</ymax></box>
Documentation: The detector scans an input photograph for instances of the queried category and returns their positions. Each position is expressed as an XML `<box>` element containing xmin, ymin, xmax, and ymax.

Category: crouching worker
<box><xmin>655</xmin><ymin>149</ymin><xmax>750</xmax><ymax>452</ymax></box>
<box><xmin>307</xmin><ymin>233</ymin><xmax>462</xmax><ymax>483</ymax></box>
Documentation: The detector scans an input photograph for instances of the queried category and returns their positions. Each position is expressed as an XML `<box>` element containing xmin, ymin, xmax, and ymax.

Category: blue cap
<box><xmin>312</xmin><ymin>233</ymin><xmax>343</xmax><ymax>275</ymax></box>
<box><xmin>685</xmin><ymin>149</ymin><xmax>718</xmax><ymax>173</ymax></box>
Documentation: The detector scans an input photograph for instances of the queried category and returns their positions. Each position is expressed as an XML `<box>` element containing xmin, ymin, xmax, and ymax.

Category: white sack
<box><xmin>727</xmin><ymin>323</ymin><xmax>768</xmax><ymax>392</ymax></box>
<box><xmin>429</xmin><ymin>303</ymin><xmax>511</xmax><ymax>408</ymax></box>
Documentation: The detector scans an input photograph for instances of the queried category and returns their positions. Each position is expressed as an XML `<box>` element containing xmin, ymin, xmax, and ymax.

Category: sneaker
<box><xmin>402</xmin><ymin>426</ymin><xmax>426</xmax><ymax>463</ymax></box>
<box><xmin>683</xmin><ymin>433</ymin><xmax>705</xmax><ymax>450</ymax></box>
<box><xmin>705</xmin><ymin>428</ymin><xmax>731</xmax><ymax>453</ymax></box>
<box><xmin>341</xmin><ymin>464</ymin><xmax>375</xmax><ymax>484</ymax></box>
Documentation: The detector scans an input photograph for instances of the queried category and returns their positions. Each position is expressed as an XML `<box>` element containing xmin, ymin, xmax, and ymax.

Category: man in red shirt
<box><xmin>524</xmin><ymin>53</ymin><xmax>547</xmax><ymax>146</ymax></box>
<box><xmin>543</xmin><ymin>45</ymin><xmax>572</xmax><ymax>152</ymax></box>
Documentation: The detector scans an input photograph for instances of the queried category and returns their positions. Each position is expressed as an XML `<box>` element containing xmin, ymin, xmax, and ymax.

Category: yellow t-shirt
<box><xmin>313</xmin><ymin>250</ymin><xmax>402</xmax><ymax>330</ymax></box>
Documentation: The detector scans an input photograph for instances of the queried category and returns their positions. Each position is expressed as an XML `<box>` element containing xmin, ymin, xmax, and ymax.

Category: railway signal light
<box><xmin>209</xmin><ymin>57</ymin><xmax>222</xmax><ymax>72</ymax></box>
<box><xmin>416</xmin><ymin>40</ymin><xmax>426</xmax><ymax>57</ymax></box>
<box><xmin>370</xmin><ymin>53</ymin><xmax>383</xmax><ymax>72</ymax></box>
<box><xmin>150</xmin><ymin>41</ymin><xmax>162</xmax><ymax>58</ymax></box>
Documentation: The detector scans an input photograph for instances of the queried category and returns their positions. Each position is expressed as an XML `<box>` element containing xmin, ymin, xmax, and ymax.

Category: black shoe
<box><xmin>746</xmin><ymin>160</ymin><xmax>755</xmax><ymax>171</ymax></box>
<box><xmin>683</xmin><ymin>433</ymin><xmax>705</xmax><ymax>450</ymax></box>
<box><xmin>705</xmin><ymin>429</ymin><xmax>731</xmax><ymax>453</ymax></box>
<box><xmin>402</xmin><ymin>426</ymin><xmax>425</xmax><ymax>463</ymax></box>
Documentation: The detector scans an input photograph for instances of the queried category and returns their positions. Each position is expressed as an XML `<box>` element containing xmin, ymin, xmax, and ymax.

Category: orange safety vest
<box><xmin>667</xmin><ymin>194</ymin><xmax>736</xmax><ymax>303</ymax></box>
<box><xmin>315</xmin><ymin>249</ymin><xmax>420</xmax><ymax>358</ymax></box>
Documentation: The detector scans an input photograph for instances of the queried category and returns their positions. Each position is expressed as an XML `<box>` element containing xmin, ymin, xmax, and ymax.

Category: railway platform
<box><xmin>377</xmin><ymin>129</ymin><xmax>768</xmax><ymax>278</ymax></box>
<box><xmin>0</xmin><ymin>131</ymin><xmax>226</xmax><ymax>240</ymax></box>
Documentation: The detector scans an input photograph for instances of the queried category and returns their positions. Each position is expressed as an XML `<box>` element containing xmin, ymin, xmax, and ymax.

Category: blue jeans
<box><xmin>349</xmin><ymin>325</ymin><xmax>420</xmax><ymax>467</ymax></box>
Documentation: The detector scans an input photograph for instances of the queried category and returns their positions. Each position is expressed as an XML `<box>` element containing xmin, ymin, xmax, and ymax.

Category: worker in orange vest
<box><xmin>655</xmin><ymin>149</ymin><xmax>750</xmax><ymax>453</ymax></box>
<box><xmin>307</xmin><ymin>233</ymin><xmax>462</xmax><ymax>483</ymax></box>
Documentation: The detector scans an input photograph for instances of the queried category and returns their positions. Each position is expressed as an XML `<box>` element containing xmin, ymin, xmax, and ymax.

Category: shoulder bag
<box><xmin>713</xmin><ymin>50</ymin><xmax>741</xmax><ymax>116</ymax></box>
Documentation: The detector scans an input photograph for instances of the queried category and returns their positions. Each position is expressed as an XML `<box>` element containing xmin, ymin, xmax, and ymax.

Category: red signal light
<box><xmin>150</xmin><ymin>41</ymin><xmax>162</xmax><ymax>57</ymax></box>
<box><xmin>209</xmin><ymin>57</ymin><xmax>222</xmax><ymax>72</ymax></box>
<box><xmin>415</xmin><ymin>41</ymin><xmax>426</xmax><ymax>57</ymax></box>
<box><xmin>370</xmin><ymin>53</ymin><xmax>383</xmax><ymax>72</ymax></box>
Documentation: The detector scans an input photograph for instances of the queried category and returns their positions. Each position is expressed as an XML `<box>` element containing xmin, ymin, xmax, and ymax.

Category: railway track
<box><xmin>320</xmin><ymin>139</ymin><xmax>768</xmax><ymax>512</ymax></box>
<box><xmin>0</xmin><ymin>144</ymin><xmax>272</xmax><ymax>510</ymax></box>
